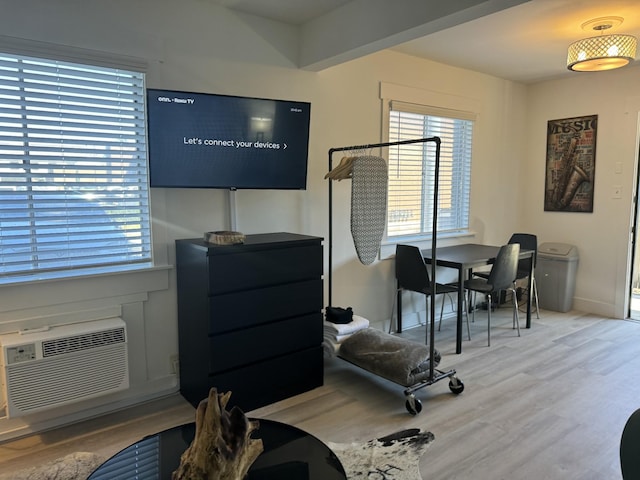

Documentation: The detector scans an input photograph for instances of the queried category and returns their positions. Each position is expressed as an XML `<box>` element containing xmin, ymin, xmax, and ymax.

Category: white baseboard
<box><xmin>572</xmin><ymin>297</ymin><xmax>615</xmax><ymax>318</ymax></box>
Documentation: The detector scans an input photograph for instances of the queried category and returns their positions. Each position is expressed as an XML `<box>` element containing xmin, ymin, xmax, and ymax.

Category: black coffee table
<box><xmin>88</xmin><ymin>418</ymin><xmax>346</xmax><ymax>479</ymax></box>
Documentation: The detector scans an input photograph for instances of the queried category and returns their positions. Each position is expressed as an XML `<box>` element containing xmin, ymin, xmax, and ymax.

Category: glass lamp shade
<box><xmin>567</xmin><ymin>34</ymin><xmax>637</xmax><ymax>71</ymax></box>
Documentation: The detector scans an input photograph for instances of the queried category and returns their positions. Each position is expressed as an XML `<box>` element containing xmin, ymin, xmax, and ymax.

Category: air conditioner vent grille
<box><xmin>0</xmin><ymin>317</ymin><xmax>129</xmax><ymax>418</ymax></box>
<box><xmin>42</xmin><ymin>327</ymin><xmax>126</xmax><ymax>357</ymax></box>
<box><xmin>6</xmin><ymin>345</ymin><xmax>128</xmax><ymax>414</ymax></box>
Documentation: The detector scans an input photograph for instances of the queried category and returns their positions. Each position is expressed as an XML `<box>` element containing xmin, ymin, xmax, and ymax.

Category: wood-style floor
<box><xmin>1</xmin><ymin>307</ymin><xmax>638</xmax><ymax>479</ymax></box>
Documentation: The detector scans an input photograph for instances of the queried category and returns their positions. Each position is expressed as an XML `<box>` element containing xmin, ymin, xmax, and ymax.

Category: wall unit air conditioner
<box><xmin>0</xmin><ymin>317</ymin><xmax>129</xmax><ymax>418</ymax></box>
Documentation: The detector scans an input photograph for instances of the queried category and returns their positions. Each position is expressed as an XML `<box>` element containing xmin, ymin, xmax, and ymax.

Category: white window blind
<box><xmin>0</xmin><ymin>52</ymin><xmax>151</xmax><ymax>279</ymax></box>
<box><xmin>387</xmin><ymin>100</ymin><xmax>473</xmax><ymax>238</ymax></box>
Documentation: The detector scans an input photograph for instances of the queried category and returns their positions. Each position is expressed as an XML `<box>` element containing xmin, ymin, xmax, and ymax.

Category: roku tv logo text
<box><xmin>157</xmin><ymin>96</ymin><xmax>195</xmax><ymax>104</ymax></box>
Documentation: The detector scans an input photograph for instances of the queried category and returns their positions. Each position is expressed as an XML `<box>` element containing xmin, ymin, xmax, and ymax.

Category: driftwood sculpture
<box><xmin>172</xmin><ymin>388</ymin><xmax>264</xmax><ymax>480</ymax></box>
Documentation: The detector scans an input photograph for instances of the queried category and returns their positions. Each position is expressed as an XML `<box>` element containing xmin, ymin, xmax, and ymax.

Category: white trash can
<box><xmin>536</xmin><ymin>243</ymin><xmax>579</xmax><ymax>312</ymax></box>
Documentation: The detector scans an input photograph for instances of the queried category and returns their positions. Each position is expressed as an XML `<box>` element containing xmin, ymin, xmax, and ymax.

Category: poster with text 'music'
<box><xmin>544</xmin><ymin>114</ymin><xmax>597</xmax><ymax>213</ymax></box>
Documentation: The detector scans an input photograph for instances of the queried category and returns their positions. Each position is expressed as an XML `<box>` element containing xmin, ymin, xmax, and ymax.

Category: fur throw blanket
<box><xmin>338</xmin><ymin>328</ymin><xmax>441</xmax><ymax>387</ymax></box>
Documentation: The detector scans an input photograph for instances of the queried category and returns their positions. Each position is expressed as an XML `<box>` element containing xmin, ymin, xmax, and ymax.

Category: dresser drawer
<box><xmin>209</xmin><ymin>314</ymin><xmax>322</xmax><ymax>374</ymax></box>
<box><xmin>208</xmin><ymin>278</ymin><xmax>322</xmax><ymax>334</ymax></box>
<box><xmin>206</xmin><ymin>346</ymin><xmax>324</xmax><ymax>412</ymax></box>
<box><xmin>207</xmin><ymin>244</ymin><xmax>322</xmax><ymax>294</ymax></box>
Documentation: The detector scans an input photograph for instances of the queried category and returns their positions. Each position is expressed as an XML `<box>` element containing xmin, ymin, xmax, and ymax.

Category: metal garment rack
<box><xmin>327</xmin><ymin>136</ymin><xmax>441</xmax><ymax>308</ymax></box>
<box><xmin>328</xmin><ymin>137</ymin><xmax>464</xmax><ymax>415</ymax></box>
<box><xmin>328</xmin><ymin>137</ymin><xmax>441</xmax><ymax>376</ymax></box>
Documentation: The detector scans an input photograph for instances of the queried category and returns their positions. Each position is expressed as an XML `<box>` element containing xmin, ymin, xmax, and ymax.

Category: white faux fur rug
<box><xmin>0</xmin><ymin>452</ymin><xmax>105</xmax><ymax>480</ymax></box>
<box><xmin>328</xmin><ymin>428</ymin><xmax>434</xmax><ymax>480</ymax></box>
<box><xmin>2</xmin><ymin>430</ymin><xmax>432</xmax><ymax>480</ymax></box>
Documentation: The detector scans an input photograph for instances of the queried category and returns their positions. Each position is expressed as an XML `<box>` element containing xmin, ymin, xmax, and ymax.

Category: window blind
<box><xmin>88</xmin><ymin>434</ymin><xmax>160</xmax><ymax>479</ymax></box>
<box><xmin>0</xmin><ymin>52</ymin><xmax>151</xmax><ymax>278</ymax></box>
<box><xmin>387</xmin><ymin>100</ymin><xmax>473</xmax><ymax>238</ymax></box>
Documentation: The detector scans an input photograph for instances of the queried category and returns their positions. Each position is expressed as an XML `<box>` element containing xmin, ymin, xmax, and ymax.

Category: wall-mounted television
<box><xmin>146</xmin><ymin>88</ymin><xmax>311</xmax><ymax>189</ymax></box>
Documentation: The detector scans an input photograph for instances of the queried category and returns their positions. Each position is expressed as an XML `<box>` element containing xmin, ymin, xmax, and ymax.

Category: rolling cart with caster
<box><xmin>337</xmin><ymin>328</ymin><xmax>464</xmax><ymax>415</ymax></box>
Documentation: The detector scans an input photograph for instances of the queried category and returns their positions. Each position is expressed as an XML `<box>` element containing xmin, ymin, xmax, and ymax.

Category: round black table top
<box><xmin>88</xmin><ymin>418</ymin><xmax>346</xmax><ymax>479</ymax></box>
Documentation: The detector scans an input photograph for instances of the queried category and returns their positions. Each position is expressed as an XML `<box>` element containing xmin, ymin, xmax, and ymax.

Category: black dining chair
<box><xmin>508</xmin><ymin>233</ymin><xmax>540</xmax><ymax>319</ymax></box>
<box><xmin>393</xmin><ymin>244</ymin><xmax>469</xmax><ymax>340</ymax></box>
<box><xmin>473</xmin><ymin>233</ymin><xmax>540</xmax><ymax>318</ymax></box>
<box><xmin>621</xmin><ymin>408</ymin><xmax>640</xmax><ymax>479</ymax></box>
<box><xmin>464</xmin><ymin>243</ymin><xmax>520</xmax><ymax>346</ymax></box>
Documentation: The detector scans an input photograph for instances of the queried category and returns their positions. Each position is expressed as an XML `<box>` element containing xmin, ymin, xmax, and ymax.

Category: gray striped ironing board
<box><xmin>351</xmin><ymin>156</ymin><xmax>388</xmax><ymax>265</ymax></box>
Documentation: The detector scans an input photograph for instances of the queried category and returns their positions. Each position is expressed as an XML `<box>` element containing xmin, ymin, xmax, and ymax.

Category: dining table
<box><xmin>395</xmin><ymin>243</ymin><xmax>534</xmax><ymax>354</ymax></box>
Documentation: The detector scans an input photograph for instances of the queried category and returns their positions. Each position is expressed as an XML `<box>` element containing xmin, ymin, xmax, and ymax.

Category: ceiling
<box><xmin>210</xmin><ymin>0</ymin><xmax>640</xmax><ymax>84</ymax></box>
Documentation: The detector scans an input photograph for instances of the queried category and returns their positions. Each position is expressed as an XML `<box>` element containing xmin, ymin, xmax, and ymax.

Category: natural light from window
<box><xmin>0</xmin><ymin>52</ymin><xmax>151</xmax><ymax>281</ymax></box>
<box><xmin>387</xmin><ymin>103</ymin><xmax>473</xmax><ymax>240</ymax></box>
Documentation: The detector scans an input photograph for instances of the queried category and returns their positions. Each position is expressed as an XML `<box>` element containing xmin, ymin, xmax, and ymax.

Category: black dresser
<box><xmin>175</xmin><ymin>233</ymin><xmax>324</xmax><ymax>411</ymax></box>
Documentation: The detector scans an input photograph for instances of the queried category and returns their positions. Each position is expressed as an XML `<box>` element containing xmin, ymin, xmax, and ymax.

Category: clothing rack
<box><xmin>328</xmin><ymin>137</ymin><xmax>441</xmax><ymax>326</ymax></box>
<box><xmin>328</xmin><ymin>137</ymin><xmax>464</xmax><ymax>402</ymax></box>
<box><xmin>327</xmin><ymin>136</ymin><xmax>441</xmax><ymax>305</ymax></box>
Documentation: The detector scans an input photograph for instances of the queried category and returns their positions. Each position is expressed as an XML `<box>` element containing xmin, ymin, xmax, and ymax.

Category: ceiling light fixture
<box><xmin>567</xmin><ymin>16</ymin><xmax>637</xmax><ymax>72</ymax></box>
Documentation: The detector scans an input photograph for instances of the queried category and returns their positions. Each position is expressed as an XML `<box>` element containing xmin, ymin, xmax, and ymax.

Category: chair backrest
<box><xmin>509</xmin><ymin>233</ymin><xmax>537</xmax><ymax>276</ymax></box>
<box><xmin>621</xmin><ymin>408</ymin><xmax>640</xmax><ymax>479</ymax></box>
<box><xmin>395</xmin><ymin>244</ymin><xmax>430</xmax><ymax>294</ymax></box>
<box><xmin>487</xmin><ymin>243</ymin><xmax>520</xmax><ymax>292</ymax></box>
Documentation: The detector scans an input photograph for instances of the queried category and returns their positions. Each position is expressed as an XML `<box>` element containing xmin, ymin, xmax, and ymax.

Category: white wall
<box><xmin>524</xmin><ymin>66</ymin><xmax>640</xmax><ymax>318</ymax></box>
<box><xmin>1</xmin><ymin>0</ymin><xmax>635</xmax><ymax>439</ymax></box>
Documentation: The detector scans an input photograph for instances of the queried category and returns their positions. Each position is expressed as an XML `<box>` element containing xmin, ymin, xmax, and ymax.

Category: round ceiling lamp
<box><xmin>567</xmin><ymin>16</ymin><xmax>637</xmax><ymax>72</ymax></box>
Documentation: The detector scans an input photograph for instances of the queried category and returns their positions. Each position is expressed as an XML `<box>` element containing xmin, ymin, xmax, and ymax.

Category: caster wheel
<box><xmin>405</xmin><ymin>395</ymin><xmax>423</xmax><ymax>415</ymax></box>
<box><xmin>449</xmin><ymin>377</ymin><xmax>465</xmax><ymax>394</ymax></box>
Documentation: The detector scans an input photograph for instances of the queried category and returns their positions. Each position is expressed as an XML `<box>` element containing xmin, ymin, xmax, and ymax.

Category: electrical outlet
<box><xmin>170</xmin><ymin>354</ymin><xmax>179</xmax><ymax>375</ymax></box>
<box><xmin>612</xmin><ymin>185</ymin><xmax>622</xmax><ymax>199</ymax></box>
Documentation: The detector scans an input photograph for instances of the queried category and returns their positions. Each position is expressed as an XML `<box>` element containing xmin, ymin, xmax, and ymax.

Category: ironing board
<box><xmin>351</xmin><ymin>156</ymin><xmax>388</xmax><ymax>265</ymax></box>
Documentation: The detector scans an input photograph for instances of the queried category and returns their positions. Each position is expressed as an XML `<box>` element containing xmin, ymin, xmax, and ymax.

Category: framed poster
<box><xmin>544</xmin><ymin>114</ymin><xmax>597</xmax><ymax>212</ymax></box>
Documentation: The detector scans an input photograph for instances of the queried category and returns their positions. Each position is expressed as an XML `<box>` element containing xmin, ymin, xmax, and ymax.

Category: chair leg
<box><xmin>463</xmin><ymin>294</ymin><xmax>471</xmax><ymax>341</ymax></box>
<box><xmin>437</xmin><ymin>292</ymin><xmax>457</xmax><ymax>332</ymax></box>
<box><xmin>469</xmin><ymin>290</ymin><xmax>475</xmax><ymax>322</ymax></box>
<box><xmin>388</xmin><ymin>288</ymin><xmax>400</xmax><ymax>333</ymax></box>
<box><xmin>520</xmin><ymin>275</ymin><xmax>540</xmax><ymax>319</ymax></box>
<box><xmin>471</xmin><ymin>291</ymin><xmax>477</xmax><ymax>324</ymax></box>
<box><xmin>438</xmin><ymin>294</ymin><xmax>445</xmax><ymax>330</ymax></box>
<box><xmin>532</xmin><ymin>276</ymin><xmax>540</xmax><ymax>319</ymax></box>
<box><xmin>511</xmin><ymin>284</ymin><xmax>521</xmax><ymax>337</ymax></box>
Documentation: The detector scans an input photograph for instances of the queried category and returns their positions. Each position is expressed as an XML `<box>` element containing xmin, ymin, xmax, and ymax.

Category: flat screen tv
<box><xmin>146</xmin><ymin>88</ymin><xmax>311</xmax><ymax>189</ymax></box>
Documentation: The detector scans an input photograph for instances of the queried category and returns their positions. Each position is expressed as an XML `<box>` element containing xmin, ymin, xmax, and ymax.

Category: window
<box><xmin>0</xmin><ymin>52</ymin><xmax>151</xmax><ymax>280</ymax></box>
<box><xmin>386</xmin><ymin>101</ymin><xmax>473</xmax><ymax>239</ymax></box>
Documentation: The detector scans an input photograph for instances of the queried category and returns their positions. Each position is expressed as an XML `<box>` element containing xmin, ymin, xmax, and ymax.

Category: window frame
<box><xmin>379</xmin><ymin>82</ymin><xmax>479</xmax><ymax>258</ymax></box>
<box><xmin>386</xmin><ymin>100</ymin><xmax>474</xmax><ymax>238</ymax></box>
<box><xmin>0</xmin><ymin>43</ymin><xmax>153</xmax><ymax>284</ymax></box>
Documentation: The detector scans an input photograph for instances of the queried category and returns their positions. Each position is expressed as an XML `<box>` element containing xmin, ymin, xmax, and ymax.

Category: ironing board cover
<box><xmin>351</xmin><ymin>156</ymin><xmax>388</xmax><ymax>265</ymax></box>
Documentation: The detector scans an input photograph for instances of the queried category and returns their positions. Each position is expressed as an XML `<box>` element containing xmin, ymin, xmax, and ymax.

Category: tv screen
<box><xmin>146</xmin><ymin>89</ymin><xmax>311</xmax><ymax>189</ymax></box>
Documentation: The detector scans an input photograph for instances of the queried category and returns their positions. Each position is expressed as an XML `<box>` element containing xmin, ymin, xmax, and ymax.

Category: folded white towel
<box><xmin>335</xmin><ymin>333</ymin><xmax>352</xmax><ymax>343</ymax></box>
<box><xmin>322</xmin><ymin>338</ymin><xmax>341</xmax><ymax>357</ymax></box>
<box><xmin>324</xmin><ymin>331</ymin><xmax>352</xmax><ymax>343</ymax></box>
<box><xmin>323</xmin><ymin>314</ymin><xmax>370</xmax><ymax>336</ymax></box>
